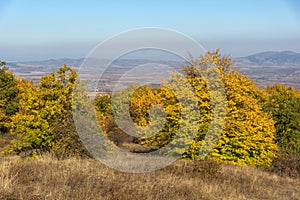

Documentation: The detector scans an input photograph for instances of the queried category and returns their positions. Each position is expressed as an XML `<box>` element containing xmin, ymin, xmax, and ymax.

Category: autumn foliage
<box><xmin>1</xmin><ymin>50</ymin><xmax>299</xmax><ymax>171</ymax></box>
<box><xmin>98</xmin><ymin>51</ymin><xmax>277</xmax><ymax>166</ymax></box>
<box><xmin>2</xmin><ymin>65</ymin><xmax>90</xmax><ymax>158</ymax></box>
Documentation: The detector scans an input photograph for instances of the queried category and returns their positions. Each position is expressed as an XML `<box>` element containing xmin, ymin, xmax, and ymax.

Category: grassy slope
<box><xmin>0</xmin><ymin>156</ymin><xmax>299</xmax><ymax>200</ymax></box>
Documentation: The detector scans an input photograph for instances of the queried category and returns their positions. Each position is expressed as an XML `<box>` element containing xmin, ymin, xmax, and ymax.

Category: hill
<box><xmin>0</xmin><ymin>157</ymin><xmax>299</xmax><ymax>200</ymax></box>
<box><xmin>234</xmin><ymin>51</ymin><xmax>300</xmax><ymax>89</ymax></box>
<box><xmin>235</xmin><ymin>51</ymin><xmax>300</xmax><ymax>68</ymax></box>
<box><xmin>243</xmin><ymin>51</ymin><xmax>300</xmax><ymax>66</ymax></box>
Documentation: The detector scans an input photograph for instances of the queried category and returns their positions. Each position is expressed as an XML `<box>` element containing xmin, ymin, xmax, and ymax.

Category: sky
<box><xmin>0</xmin><ymin>0</ymin><xmax>300</xmax><ymax>61</ymax></box>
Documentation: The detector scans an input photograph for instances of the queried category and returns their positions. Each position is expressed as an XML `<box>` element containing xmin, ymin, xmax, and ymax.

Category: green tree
<box><xmin>261</xmin><ymin>84</ymin><xmax>300</xmax><ymax>175</ymax></box>
<box><xmin>0</xmin><ymin>61</ymin><xmax>19</xmax><ymax>135</ymax></box>
<box><xmin>263</xmin><ymin>84</ymin><xmax>300</xmax><ymax>157</ymax></box>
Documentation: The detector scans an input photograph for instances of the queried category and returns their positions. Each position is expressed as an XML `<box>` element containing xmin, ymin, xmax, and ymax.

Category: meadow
<box><xmin>1</xmin><ymin>156</ymin><xmax>299</xmax><ymax>200</ymax></box>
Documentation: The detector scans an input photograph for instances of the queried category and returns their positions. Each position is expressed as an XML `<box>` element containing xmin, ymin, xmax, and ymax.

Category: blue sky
<box><xmin>0</xmin><ymin>0</ymin><xmax>300</xmax><ymax>61</ymax></box>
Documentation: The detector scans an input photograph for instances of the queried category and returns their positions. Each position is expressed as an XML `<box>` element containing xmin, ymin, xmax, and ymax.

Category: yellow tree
<box><xmin>93</xmin><ymin>50</ymin><xmax>278</xmax><ymax>167</ymax></box>
<box><xmin>137</xmin><ymin>50</ymin><xmax>277</xmax><ymax>166</ymax></box>
<box><xmin>184</xmin><ymin>50</ymin><xmax>277</xmax><ymax>166</ymax></box>
<box><xmin>3</xmin><ymin>65</ymin><xmax>90</xmax><ymax>158</ymax></box>
<box><xmin>3</xmin><ymin>79</ymin><xmax>54</xmax><ymax>156</ymax></box>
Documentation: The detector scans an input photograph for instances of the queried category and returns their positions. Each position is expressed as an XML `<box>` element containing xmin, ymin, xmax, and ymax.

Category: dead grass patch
<box><xmin>0</xmin><ymin>156</ymin><xmax>299</xmax><ymax>200</ymax></box>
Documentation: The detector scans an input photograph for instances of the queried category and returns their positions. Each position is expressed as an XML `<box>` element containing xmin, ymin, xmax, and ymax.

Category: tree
<box><xmin>3</xmin><ymin>65</ymin><xmax>90</xmax><ymax>158</ymax></box>
<box><xmin>0</xmin><ymin>61</ymin><xmax>19</xmax><ymax>135</ymax></box>
<box><xmin>136</xmin><ymin>50</ymin><xmax>277</xmax><ymax>166</ymax></box>
<box><xmin>94</xmin><ymin>94</ymin><xmax>124</xmax><ymax>144</ymax></box>
<box><xmin>263</xmin><ymin>84</ymin><xmax>300</xmax><ymax>175</ymax></box>
<box><xmin>91</xmin><ymin>50</ymin><xmax>278</xmax><ymax>167</ymax></box>
<box><xmin>132</xmin><ymin>85</ymin><xmax>182</xmax><ymax>151</ymax></box>
<box><xmin>263</xmin><ymin>84</ymin><xmax>300</xmax><ymax>154</ymax></box>
<box><xmin>186</xmin><ymin>50</ymin><xmax>277</xmax><ymax>166</ymax></box>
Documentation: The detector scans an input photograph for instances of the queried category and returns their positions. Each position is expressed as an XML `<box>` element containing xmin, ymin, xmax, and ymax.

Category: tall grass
<box><xmin>0</xmin><ymin>156</ymin><xmax>299</xmax><ymax>200</ymax></box>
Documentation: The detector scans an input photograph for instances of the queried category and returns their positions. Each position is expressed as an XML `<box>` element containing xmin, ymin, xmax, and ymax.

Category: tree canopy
<box><xmin>95</xmin><ymin>50</ymin><xmax>278</xmax><ymax>167</ymax></box>
<box><xmin>3</xmin><ymin>65</ymin><xmax>90</xmax><ymax>158</ymax></box>
<box><xmin>0</xmin><ymin>61</ymin><xmax>19</xmax><ymax>135</ymax></box>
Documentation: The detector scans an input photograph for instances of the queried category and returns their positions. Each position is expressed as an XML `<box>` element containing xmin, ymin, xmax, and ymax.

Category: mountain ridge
<box><xmin>236</xmin><ymin>50</ymin><xmax>300</xmax><ymax>66</ymax></box>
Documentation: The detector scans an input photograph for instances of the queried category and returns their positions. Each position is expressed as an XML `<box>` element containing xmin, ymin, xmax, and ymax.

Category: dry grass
<box><xmin>0</xmin><ymin>156</ymin><xmax>299</xmax><ymax>200</ymax></box>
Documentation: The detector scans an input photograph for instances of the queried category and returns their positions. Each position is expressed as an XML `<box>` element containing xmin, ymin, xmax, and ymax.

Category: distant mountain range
<box><xmin>235</xmin><ymin>50</ymin><xmax>300</xmax><ymax>66</ymax></box>
<box><xmin>234</xmin><ymin>51</ymin><xmax>300</xmax><ymax>89</ymax></box>
<box><xmin>5</xmin><ymin>50</ymin><xmax>300</xmax><ymax>90</ymax></box>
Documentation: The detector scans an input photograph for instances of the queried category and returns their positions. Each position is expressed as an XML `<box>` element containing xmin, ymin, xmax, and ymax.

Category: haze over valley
<box><xmin>7</xmin><ymin>50</ymin><xmax>300</xmax><ymax>90</ymax></box>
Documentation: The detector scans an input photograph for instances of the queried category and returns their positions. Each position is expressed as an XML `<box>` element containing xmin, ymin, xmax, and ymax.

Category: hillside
<box><xmin>1</xmin><ymin>157</ymin><xmax>299</xmax><ymax>200</ymax></box>
<box><xmin>234</xmin><ymin>51</ymin><xmax>300</xmax><ymax>89</ymax></box>
<box><xmin>236</xmin><ymin>51</ymin><xmax>300</xmax><ymax>66</ymax></box>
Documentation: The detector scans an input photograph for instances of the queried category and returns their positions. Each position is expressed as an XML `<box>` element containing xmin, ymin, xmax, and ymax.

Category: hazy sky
<box><xmin>0</xmin><ymin>0</ymin><xmax>300</xmax><ymax>61</ymax></box>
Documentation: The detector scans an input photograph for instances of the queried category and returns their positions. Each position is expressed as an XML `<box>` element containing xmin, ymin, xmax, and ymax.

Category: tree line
<box><xmin>1</xmin><ymin>50</ymin><xmax>299</xmax><ymax>174</ymax></box>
